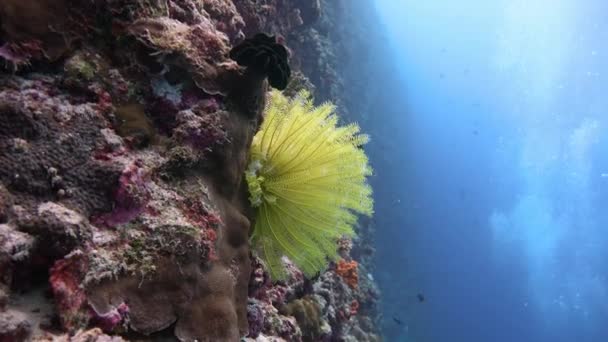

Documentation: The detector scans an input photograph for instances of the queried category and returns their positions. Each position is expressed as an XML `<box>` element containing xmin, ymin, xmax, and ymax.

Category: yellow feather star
<box><xmin>246</xmin><ymin>90</ymin><xmax>374</xmax><ymax>280</ymax></box>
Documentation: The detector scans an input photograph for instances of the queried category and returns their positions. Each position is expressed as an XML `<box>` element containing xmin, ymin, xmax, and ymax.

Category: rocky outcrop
<box><xmin>0</xmin><ymin>1</ymin><xmax>267</xmax><ymax>340</ymax></box>
<box><xmin>0</xmin><ymin>0</ymin><xmax>381</xmax><ymax>341</ymax></box>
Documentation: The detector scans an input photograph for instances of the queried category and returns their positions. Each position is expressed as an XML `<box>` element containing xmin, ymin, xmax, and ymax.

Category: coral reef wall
<box><xmin>0</xmin><ymin>0</ymin><xmax>382</xmax><ymax>341</ymax></box>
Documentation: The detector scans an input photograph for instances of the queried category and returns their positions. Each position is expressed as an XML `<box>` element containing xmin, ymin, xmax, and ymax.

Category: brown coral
<box><xmin>0</xmin><ymin>75</ymin><xmax>122</xmax><ymax>217</ymax></box>
<box><xmin>335</xmin><ymin>259</ymin><xmax>358</xmax><ymax>289</ymax></box>
<box><xmin>282</xmin><ymin>296</ymin><xmax>323</xmax><ymax>342</ymax></box>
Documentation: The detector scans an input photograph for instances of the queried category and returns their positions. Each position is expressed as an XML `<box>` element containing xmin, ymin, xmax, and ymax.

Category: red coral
<box><xmin>93</xmin><ymin>88</ymin><xmax>113</xmax><ymax>114</ymax></box>
<box><xmin>205</xmin><ymin>228</ymin><xmax>217</xmax><ymax>242</ymax></box>
<box><xmin>181</xmin><ymin>197</ymin><xmax>222</xmax><ymax>229</ymax></box>
<box><xmin>335</xmin><ymin>259</ymin><xmax>358</xmax><ymax>289</ymax></box>
<box><xmin>49</xmin><ymin>251</ymin><xmax>89</xmax><ymax>331</ymax></box>
<box><xmin>204</xmin><ymin>228</ymin><xmax>218</xmax><ymax>260</ymax></box>
<box><xmin>181</xmin><ymin>197</ymin><xmax>221</xmax><ymax>261</ymax></box>
<box><xmin>350</xmin><ymin>300</ymin><xmax>359</xmax><ymax>316</ymax></box>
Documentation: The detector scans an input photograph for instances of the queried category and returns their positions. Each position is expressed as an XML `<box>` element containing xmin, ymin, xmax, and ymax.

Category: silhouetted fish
<box><xmin>417</xmin><ymin>293</ymin><xmax>425</xmax><ymax>302</ymax></box>
<box><xmin>229</xmin><ymin>33</ymin><xmax>291</xmax><ymax>90</ymax></box>
<box><xmin>393</xmin><ymin>317</ymin><xmax>403</xmax><ymax>325</ymax></box>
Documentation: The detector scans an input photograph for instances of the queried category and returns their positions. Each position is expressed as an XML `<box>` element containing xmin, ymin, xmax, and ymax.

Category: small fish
<box><xmin>393</xmin><ymin>317</ymin><xmax>403</xmax><ymax>325</ymax></box>
<box><xmin>417</xmin><ymin>293</ymin><xmax>425</xmax><ymax>302</ymax></box>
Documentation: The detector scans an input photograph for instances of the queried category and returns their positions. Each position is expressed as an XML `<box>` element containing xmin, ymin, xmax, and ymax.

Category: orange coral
<box><xmin>335</xmin><ymin>259</ymin><xmax>359</xmax><ymax>289</ymax></box>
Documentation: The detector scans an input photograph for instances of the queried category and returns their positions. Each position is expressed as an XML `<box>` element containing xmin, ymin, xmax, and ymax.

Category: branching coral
<box><xmin>246</xmin><ymin>90</ymin><xmax>373</xmax><ymax>280</ymax></box>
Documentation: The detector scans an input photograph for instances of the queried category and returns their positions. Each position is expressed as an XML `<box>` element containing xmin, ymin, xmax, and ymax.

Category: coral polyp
<box><xmin>247</xmin><ymin>90</ymin><xmax>373</xmax><ymax>280</ymax></box>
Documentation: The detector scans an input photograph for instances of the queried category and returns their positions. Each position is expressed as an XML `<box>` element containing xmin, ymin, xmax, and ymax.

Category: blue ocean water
<box><xmin>368</xmin><ymin>1</ymin><xmax>608</xmax><ymax>341</ymax></box>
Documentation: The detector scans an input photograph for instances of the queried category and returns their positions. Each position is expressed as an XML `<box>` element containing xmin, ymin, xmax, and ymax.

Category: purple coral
<box><xmin>0</xmin><ymin>40</ymin><xmax>44</xmax><ymax>68</ymax></box>
<box><xmin>246</xmin><ymin>301</ymin><xmax>264</xmax><ymax>338</ymax></box>
<box><xmin>90</xmin><ymin>302</ymin><xmax>129</xmax><ymax>332</ymax></box>
<box><xmin>92</xmin><ymin>161</ymin><xmax>149</xmax><ymax>227</ymax></box>
<box><xmin>145</xmin><ymin>91</ymin><xmax>220</xmax><ymax>135</ymax></box>
<box><xmin>182</xmin><ymin>93</ymin><xmax>220</xmax><ymax>113</ymax></box>
<box><xmin>249</xmin><ymin>256</ymin><xmax>270</xmax><ymax>299</ymax></box>
<box><xmin>275</xmin><ymin>315</ymin><xmax>301</xmax><ymax>342</ymax></box>
<box><xmin>172</xmin><ymin>106</ymin><xmax>228</xmax><ymax>151</ymax></box>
